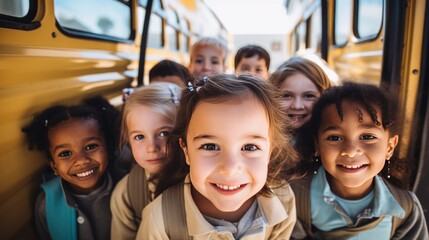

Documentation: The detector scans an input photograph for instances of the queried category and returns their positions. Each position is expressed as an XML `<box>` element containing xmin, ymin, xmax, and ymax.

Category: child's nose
<box><xmin>340</xmin><ymin>141</ymin><xmax>363</xmax><ymax>158</ymax></box>
<box><xmin>218</xmin><ymin>152</ymin><xmax>243</xmax><ymax>176</ymax></box>
<box><xmin>202</xmin><ymin>60</ymin><xmax>211</xmax><ymax>70</ymax></box>
<box><xmin>74</xmin><ymin>151</ymin><xmax>91</xmax><ymax>166</ymax></box>
<box><xmin>146</xmin><ymin>138</ymin><xmax>160</xmax><ymax>153</ymax></box>
<box><xmin>291</xmin><ymin>97</ymin><xmax>304</xmax><ymax>109</ymax></box>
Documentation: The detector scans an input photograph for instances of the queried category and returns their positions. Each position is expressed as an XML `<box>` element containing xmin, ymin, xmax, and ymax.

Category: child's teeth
<box><xmin>343</xmin><ymin>165</ymin><xmax>363</xmax><ymax>169</ymax></box>
<box><xmin>76</xmin><ymin>169</ymin><xmax>94</xmax><ymax>177</ymax></box>
<box><xmin>216</xmin><ymin>184</ymin><xmax>241</xmax><ymax>190</ymax></box>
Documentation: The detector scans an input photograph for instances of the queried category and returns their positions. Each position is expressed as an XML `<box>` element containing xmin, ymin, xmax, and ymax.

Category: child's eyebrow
<box><xmin>192</xmin><ymin>134</ymin><xmax>268</xmax><ymax>142</ymax></box>
<box><xmin>358</xmin><ymin>123</ymin><xmax>384</xmax><ymax>131</ymax></box>
<box><xmin>320</xmin><ymin>125</ymin><xmax>340</xmax><ymax>133</ymax></box>
<box><xmin>52</xmin><ymin>144</ymin><xmax>70</xmax><ymax>152</ymax></box>
<box><xmin>129</xmin><ymin>126</ymin><xmax>173</xmax><ymax>135</ymax></box>
<box><xmin>192</xmin><ymin>134</ymin><xmax>216</xmax><ymax>142</ymax></box>
<box><xmin>320</xmin><ymin>123</ymin><xmax>383</xmax><ymax>133</ymax></box>
<box><xmin>52</xmin><ymin>136</ymin><xmax>102</xmax><ymax>151</ymax></box>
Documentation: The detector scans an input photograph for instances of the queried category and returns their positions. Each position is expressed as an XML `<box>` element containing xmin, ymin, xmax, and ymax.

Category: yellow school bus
<box><xmin>0</xmin><ymin>0</ymin><xmax>229</xmax><ymax>238</ymax></box>
<box><xmin>286</xmin><ymin>0</ymin><xmax>428</xmax><ymax>224</ymax></box>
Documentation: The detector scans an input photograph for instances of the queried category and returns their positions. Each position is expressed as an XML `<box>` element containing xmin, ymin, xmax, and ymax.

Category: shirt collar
<box><xmin>184</xmin><ymin>175</ymin><xmax>288</xmax><ymax>236</ymax></box>
<box><xmin>314</xmin><ymin>167</ymin><xmax>404</xmax><ymax>218</ymax></box>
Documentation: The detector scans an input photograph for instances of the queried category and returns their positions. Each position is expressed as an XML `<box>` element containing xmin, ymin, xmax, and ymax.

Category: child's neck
<box><xmin>191</xmin><ymin>185</ymin><xmax>255</xmax><ymax>222</ymax></box>
<box><xmin>327</xmin><ymin>174</ymin><xmax>375</xmax><ymax>200</ymax></box>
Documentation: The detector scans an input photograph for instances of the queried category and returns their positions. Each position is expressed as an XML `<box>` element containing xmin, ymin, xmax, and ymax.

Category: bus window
<box><xmin>54</xmin><ymin>0</ymin><xmax>132</xmax><ymax>40</ymax></box>
<box><xmin>166</xmin><ymin>7</ymin><xmax>179</xmax><ymax>51</ymax></box>
<box><xmin>334</xmin><ymin>0</ymin><xmax>352</xmax><ymax>46</ymax></box>
<box><xmin>355</xmin><ymin>0</ymin><xmax>383</xmax><ymax>40</ymax></box>
<box><xmin>180</xmin><ymin>17</ymin><xmax>190</xmax><ymax>52</ymax></box>
<box><xmin>308</xmin><ymin>7</ymin><xmax>322</xmax><ymax>52</ymax></box>
<box><xmin>297</xmin><ymin>21</ymin><xmax>307</xmax><ymax>51</ymax></box>
<box><xmin>147</xmin><ymin>0</ymin><xmax>164</xmax><ymax>49</ymax></box>
<box><xmin>0</xmin><ymin>0</ymin><xmax>30</xmax><ymax>18</ymax></box>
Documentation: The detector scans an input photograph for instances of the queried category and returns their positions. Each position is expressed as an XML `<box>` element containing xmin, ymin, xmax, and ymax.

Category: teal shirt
<box><xmin>310</xmin><ymin>167</ymin><xmax>405</xmax><ymax>239</ymax></box>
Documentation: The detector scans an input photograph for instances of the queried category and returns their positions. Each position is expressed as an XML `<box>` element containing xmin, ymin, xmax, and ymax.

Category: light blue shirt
<box><xmin>310</xmin><ymin>167</ymin><xmax>405</xmax><ymax>239</ymax></box>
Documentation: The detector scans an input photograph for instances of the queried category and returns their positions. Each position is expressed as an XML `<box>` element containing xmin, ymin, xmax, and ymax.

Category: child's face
<box><xmin>181</xmin><ymin>96</ymin><xmax>271</xmax><ymax>217</ymax></box>
<box><xmin>316</xmin><ymin>101</ymin><xmax>398</xmax><ymax>199</ymax></box>
<box><xmin>189</xmin><ymin>46</ymin><xmax>225</xmax><ymax>78</ymax></box>
<box><xmin>126</xmin><ymin>105</ymin><xmax>174</xmax><ymax>174</ymax></box>
<box><xmin>235</xmin><ymin>55</ymin><xmax>269</xmax><ymax>80</ymax></box>
<box><xmin>48</xmin><ymin>118</ymin><xmax>108</xmax><ymax>194</ymax></box>
<box><xmin>279</xmin><ymin>73</ymin><xmax>320</xmax><ymax>129</ymax></box>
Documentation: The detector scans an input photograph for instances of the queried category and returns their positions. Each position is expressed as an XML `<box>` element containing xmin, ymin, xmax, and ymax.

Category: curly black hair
<box><xmin>295</xmin><ymin>81</ymin><xmax>408</xmax><ymax>188</ymax></box>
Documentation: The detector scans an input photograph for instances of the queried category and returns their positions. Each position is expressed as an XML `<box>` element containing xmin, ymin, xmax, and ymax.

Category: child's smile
<box><xmin>317</xmin><ymin>100</ymin><xmax>398</xmax><ymax>199</ymax></box>
<box><xmin>182</xmin><ymin>95</ymin><xmax>271</xmax><ymax>219</ymax></box>
<box><xmin>48</xmin><ymin>118</ymin><xmax>108</xmax><ymax>194</ymax></box>
<box><xmin>127</xmin><ymin>105</ymin><xmax>174</xmax><ymax>174</ymax></box>
<box><xmin>70</xmin><ymin>164</ymin><xmax>99</xmax><ymax>179</ymax></box>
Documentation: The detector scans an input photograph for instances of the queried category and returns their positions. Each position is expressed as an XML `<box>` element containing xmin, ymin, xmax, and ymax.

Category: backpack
<box><xmin>127</xmin><ymin>165</ymin><xmax>152</xmax><ymax>225</ymax></box>
<box><xmin>128</xmin><ymin>168</ymin><xmax>190</xmax><ymax>240</ymax></box>
<box><xmin>158</xmin><ymin>181</ymin><xmax>295</xmax><ymax>240</ymax></box>
<box><xmin>289</xmin><ymin>175</ymin><xmax>414</xmax><ymax>239</ymax></box>
<box><xmin>41</xmin><ymin>176</ymin><xmax>78</xmax><ymax>240</ymax></box>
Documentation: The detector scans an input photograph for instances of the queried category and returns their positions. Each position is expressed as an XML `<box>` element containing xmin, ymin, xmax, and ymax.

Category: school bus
<box><xmin>0</xmin><ymin>0</ymin><xmax>229</xmax><ymax>238</ymax></box>
<box><xmin>286</xmin><ymin>0</ymin><xmax>429</xmax><ymax>223</ymax></box>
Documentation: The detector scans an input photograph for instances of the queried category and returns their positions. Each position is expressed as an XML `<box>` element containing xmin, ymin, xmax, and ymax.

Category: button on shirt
<box><xmin>310</xmin><ymin>167</ymin><xmax>405</xmax><ymax>239</ymax></box>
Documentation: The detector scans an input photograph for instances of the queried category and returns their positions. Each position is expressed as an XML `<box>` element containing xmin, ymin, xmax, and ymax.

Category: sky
<box><xmin>204</xmin><ymin>0</ymin><xmax>289</xmax><ymax>35</ymax></box>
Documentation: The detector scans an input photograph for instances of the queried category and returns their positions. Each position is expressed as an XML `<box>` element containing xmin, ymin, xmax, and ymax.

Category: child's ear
<box><xmin>179</xmin><ymin>138</ymin><xmax>190</xmax><ymax>165</ymax></box>
<box><xmin>49</xmin><ymin>161</ymin><xmax>59</xmax><ymax>176</ymax></box>
<box><xmin>386</xmin><ymin>135</ymin><xmax>399</xmax><ymax>159</ymax></box>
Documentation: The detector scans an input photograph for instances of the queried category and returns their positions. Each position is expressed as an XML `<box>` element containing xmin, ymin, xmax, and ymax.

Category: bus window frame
<box><xmin>165</xmin><ymin>6</ymin><xmax>180</xmax><ymax>51</ymax></box>
<box><xmin>54</xmin><ymin>0</ymin><xmax>135</xmax><ymax>43</ymax></box>
<box><xmin>353</xmin><ymin>0</ymin><xmax>384</xmax><ymax>43</ymax></box>
<box><xmin>0</xmin><ymin>0</ymin><xmax>39</xmax><ymax>30</ymax></box>
<box><xmin>333</xmin><ymin>0</ymin><xmax>352</xmax><ymax>47</ymax></box>
<box><xmin>146</xmin><ymin>0</ymin><xmax>165</xmax><ymax>49</ymax></box>
<box><xmin>179</xmin><ymin>16</ymin><xmax>190</xmax><ymax>53</ymax></box>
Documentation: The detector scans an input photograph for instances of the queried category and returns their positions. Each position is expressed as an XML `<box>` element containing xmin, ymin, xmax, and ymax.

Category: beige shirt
<box><xmin>136</xmin><ymin>175</ymin><xmax>296</xmax><ymax>240</ymax></box>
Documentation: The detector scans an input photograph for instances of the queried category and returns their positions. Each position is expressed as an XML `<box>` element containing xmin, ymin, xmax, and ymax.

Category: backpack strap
<box><xmin>41</xmin><ymin>177</ymin><xmax>77</xmax><ymax>240</ymax></box>
<box><xmin>162</xmin><ymin>182</ymin><xmax>191</xmax><ymax>240</ymax></box>
<box><xmin>317</xmin><ymin>217</ymin><xmax>384</xmax><ymax>239</ymax></box>
<box><xmin>289</xmin><ymin>176</ymin><xmax>314</xmax><ymax>237</ymax></box>
<box><xmin>289</xmin><ymin>175</ymin><xmax>383</xmax><ymax>239</ymax></box>
<box><xmin>383</xmin><ymin>179</ymin><xmax>414</xmax><ymax>238</ymax></box>
<box><xmin>127</xmin><ymin>165</ymin><xmax>151</xmax><ymax>225</ymax></box>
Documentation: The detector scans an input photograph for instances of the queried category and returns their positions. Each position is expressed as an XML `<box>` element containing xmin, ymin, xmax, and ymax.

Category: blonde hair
<box><xmin>190</xmin><ymin>37</ymin><xmax>228</xmax><ymax>64</ymax></box>
<box><xmin>269</xmin><ymin>57</ymin><xmax>332</xmax><ymax>93</ymax></box>
<box><xmin>120</xmin><ymin>82</ymin><xmax>182</xmax><ymax>147</ymax></box>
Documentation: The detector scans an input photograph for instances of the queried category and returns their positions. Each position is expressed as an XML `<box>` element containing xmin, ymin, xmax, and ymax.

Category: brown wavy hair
<box><xmin>154</xmin><ymin>73</ymin><xmax>299</xmax><ymax>196</ymax></box>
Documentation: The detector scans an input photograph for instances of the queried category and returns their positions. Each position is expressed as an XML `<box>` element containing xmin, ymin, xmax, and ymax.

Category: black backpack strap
<box><xmin>127</xmin><ymin>165</ymin><xmax>150</xmax><ymax>225</ymax></box>
<box><xmin>162</xmin><ymin>182</ymin><xmax>191</xmax><ymax>240</ymax></box>
<box><xmin>383</xmin><ymin>179</ymin><xmax>413</xmax><ymax>238</ymax></box>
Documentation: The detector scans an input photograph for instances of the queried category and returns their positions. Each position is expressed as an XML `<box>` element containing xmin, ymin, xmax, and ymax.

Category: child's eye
<box><xmin>58</xmin><ymin>150</ymin><xmax>72</xmax><ymax>158</ymax></box>
<box><xmin>199</xmin><ymin>143</ymin><xmax>220</xmax><ymax>151</ymax></box>
<box><xmin>159</xmin><ymin>131</ymin><xmax>170</xmax><ymax>137</ymax></box>
<box><xmin>240</xmin><ymin>66</ymin><xmax>250</xmax><ymax>71</ymax></box>
<box><xmin>242</xmin><ymin>144</ymin><xmax>259</xmax><ymax>151</ymax></box>
<box><xmin>282</xmin><ymin>93</ymin><xmax>292</xmax><ymax>99</ymax></box>
<box><xmin>256</xmin><ymin>68</ymin><xmax>263</xmax><ymax>73</ymax></box>
<box><xmin>134</xmin><ymin>134</ymin><xmax>144</xmax><ymax>141</ymax></box>
<box><xmin>195</xmin><ymin>59</ymin><xmax>203</xmax><ymax>64</ymax></box>
<box><xmin>84</xmin><ymin>144</ymin><xmax>99</xmax><ymax>151</ymax></box>
<box><xmin>303</xmin><ymin>94</ymin><xmax>319</xmax><ymax>100</ymax></box>
<box><xmin>360</xmin><ymin>134</ymin><xmax>376</xmax><ymax>140</ymax></box>
<box><xmin>327</xmin><ymin>135</ymin><xmax>343</xmax><ymax>141</ymax></box>
<box><xmin>211</xmin><ymin>59</ymin><xmax>220</xmax><ymax>65</ymax></box>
